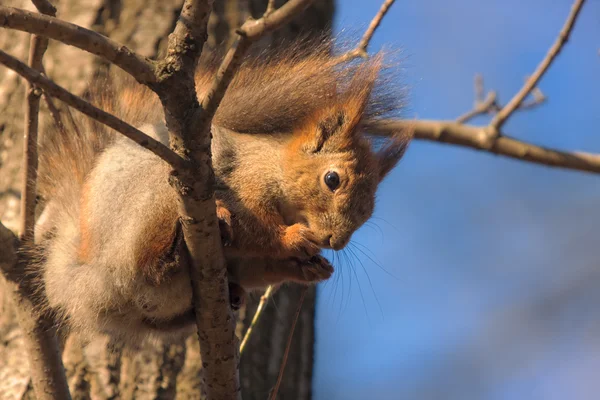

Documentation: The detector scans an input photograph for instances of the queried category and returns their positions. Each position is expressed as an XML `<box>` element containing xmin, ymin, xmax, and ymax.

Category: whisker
<box><xmin>331</xmin><ymin>250</ymin><xmax>345</xmax><ymax>324</ymax></box>
<box><xmin>350</xmin><ymin>241</ymin><xmax>400</xmax><ymax>281</ymax></box>
<box><xmin>362</xmin><ymin>220</ymin><xmax>384</xmax><ymax>241</ymax></box>
<box><xmin>370</xmin><ymin>215</ymin><xmax>402</xmax><ymax>235</ymax></box>
<box><xmin>344</xmin><ymin>247</ymin><xmax>372</xmax><ymax>325</ymax></box>
<box><xmin>339</xmin><ymin>249</ymin><xmax>353</xmax><ymax>316</ymax></box>
<box><xmin>363</xmin><ymin>220</ymin><xmax>383</xmax><ymax>240</ymax></box>
<box><xmin>346</xmin><ymin>245</ymin><xmax>384</xmax><ymax>320</ymax></box>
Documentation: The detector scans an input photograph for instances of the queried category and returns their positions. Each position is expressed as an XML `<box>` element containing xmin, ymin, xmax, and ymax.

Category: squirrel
<box><xmin>32</xmin><ymin>41</ymin><xmax>411</xmax><ymax>343</ymax></box>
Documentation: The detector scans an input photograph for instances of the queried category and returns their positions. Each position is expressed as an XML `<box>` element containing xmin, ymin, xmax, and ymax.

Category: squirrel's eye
<box><xmin>324</xmin><ymin>171</ymin><xmax>340</xmax><ymax>191</ymax></box>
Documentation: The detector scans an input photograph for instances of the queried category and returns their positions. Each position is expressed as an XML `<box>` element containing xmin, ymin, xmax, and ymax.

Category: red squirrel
<box><xmin>33</xmin><ymin>43</ymin><xmax>411</xmax><ymax>343</ymax></box>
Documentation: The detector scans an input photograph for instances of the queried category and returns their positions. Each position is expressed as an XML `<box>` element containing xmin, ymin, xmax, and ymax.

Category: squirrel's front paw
<box><xmin>297</xmin><ymin>255</ymin><xmax>334</xmax><ymax>283</ymax></box>
<box><xmin>282</xmin><ymin>224</ymin><xmax>320</xmax><ymax>258</ymax></box>
<box><xmin>216</xmin><ymin>200</ymin><xmax>234</xmax><ymax>246</ymax></box>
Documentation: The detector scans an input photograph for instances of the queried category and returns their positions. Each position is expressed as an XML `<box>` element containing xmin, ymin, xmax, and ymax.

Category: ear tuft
<box><xmin>311</xmin><ymin>111</ymin><xmax>347</xmax><ymax>153</ymax></box>
<box><xmin>376</xmin><ymin>127</ymin><xmax>413</xmax><ymax>181</ymax></box>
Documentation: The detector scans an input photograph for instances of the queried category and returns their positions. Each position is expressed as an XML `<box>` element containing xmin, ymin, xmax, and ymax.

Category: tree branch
<box><xmin>42</xmin><ymin>91</ymin><xmax>68</xmax><ymax>136</ymax></box>
<box><xmin>154</xmin><ymin>1</ymin><xmax>244</xmax><ymax>399</ymax></box>
<box><xmin>0</xmin><ymin>49</ymin><xmax>187</xmax><ymax>171</ymax></box>
<box><xmin>265</xmin><ymin>0</ymin><xmax>276</xmax><ymax>16</ymax></box>
<box><xmin>490</xmin><ymin>0</ymin><xmax>586</xmax><ymax>130</ymax></box>
<box><xmin>0</xmin><ymin>221</ymin><xmax>18</xmax><ymax>272</ymax></box>
<box><xmin>3</xmin><ymin>2</ymin><xmax>73</xmax><ymax>398</ymax></box>
<box><xmin>241</xmin><ymin>0</ymin><xmax>315</xmax><ymax>39</ymax></box>
<box><xmin>0</xmin><ymin>5</ymin><xmax>156</xmax><ymax>84</ymax></box>
<box><xmin>457</xmin><ymin>75</ymin><xmax>547</xmax><ymax>125</ymax></box>
<box><xmin>456</xmin><ymin>91</ymin><xmax>498</xmax><ymax>124</ymax></box>
<box><xmin>239</xmin><ymin>285</ymin><xmax>274</xmax><ymax>354</ymax></box>
<box><xmin>154</xmin><ymin>2</ymin><xmax>316</xmax><ymax>398</ymax></box>
<box><xmin>368</xmin><ymin>119</ymin><xmax>600</xmax><ymax>174</ymax></box>
<box><xmin>19</xmin><ymin>1</ymin><xmax>56</xmax><ymax>243</ymax></box>
<box><xmin>269</xmin><ymin>286</ymin><xmax>307</xmax><ymax>400</ymax></box>
<box><xmin>335</xmin><ymin>0</ymin><xmax>396</xmax><ymax>63</ymax></box>
<box><xmin>0</xmin><ymin>220</ymin><xmax>72</xmax><ymax>400</ymax></box>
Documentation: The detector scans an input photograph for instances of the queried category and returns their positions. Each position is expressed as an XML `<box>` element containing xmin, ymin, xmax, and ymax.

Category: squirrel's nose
<box><xmin>329</xmin><ymin>235</ymin><xmax>350</xmax><ymax>251</ymax></box>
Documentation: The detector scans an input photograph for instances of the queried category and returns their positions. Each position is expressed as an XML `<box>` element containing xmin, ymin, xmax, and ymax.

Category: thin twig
<box><xmin>39</xmin><ymin>64</ymin><xmax>69</xmax><ymax>136</ymax></box>
<box><xmin>265</xmin><ymin>0</ymin><xmax>276</xmax><ymax>16</ymax></box>
<box><xmin>474</xmin><ymin>74</ymin><xmax>484</xmax><ymax>103</ymax></box>
<box><xmin>490</xmin><ymin>0</ymin><xmax>586</xmax><ymax>130</ymax></box>
<box><xmin>0</xmin><ymin>222</ymin><xmax>71</xmax><ymax>400</ymax></box>
<box><xmin>0</xmin><ymin>5</ymin><xmax>156</xmax><ymax>84</ymax></box>
<box><xmin>335</xmin><ymin>0</ymin><xmax>396</xmax><ymax>63</ymax></box>
<box><xmin>0</xmin><ymin>49</ymin><xmax>187</xmax><ymax>170</ymax></box>
<box><xmin>269</xmin><ymin>286</ymin><xmax>308</xmax><ymax>400</ymax></box>
<box><xmin>31</xmin><ymin>0</ymin><xmax>56</xmax><ymax>15</ymax></box>
<box><xmin>367</xmin><ymin>119</ymin><xmax>600</xmax><ymax>174</ymax></box>
<box><xmin>19</xmin><ymin>1</ymin><xmax>55</xmax><ymax>242</ymax></box>
<box><xmin>42</xmin><ymin>92</ymin><xmax>68</xmax><ymax>135</ymax></box>
<box><xmin>457</xmin><ymin>75</ymin><xmax>546</xmax><ymax>125</ymax></box>
<box><xmin>0</xmin><ymin>221</ymin><xmax>18</xmax><ymax>272</ymax></box>
<box><xmin>456</xmin><ymin>91</ymin><xmax>497</xmax><ymax>124</ymax></box>
<box><xmin>239</xmin><ymin>285</ymin><xmax>274</xmax><ymax>354</ymax></box>
<box><xmin>12</xmin><ymin>1</ymin><xmax>72</xmax><ymax>398</ymax></box>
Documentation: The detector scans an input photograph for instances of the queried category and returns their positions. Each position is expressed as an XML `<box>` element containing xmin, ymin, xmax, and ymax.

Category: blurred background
<box><xmin>315</xmin><ymin>1</ymin><xmax>600</xmax><ymax>399</ymax></box>
<box><xmin>1</xmin><ymin>0</ymin><xmax>599</xmax><ymax>399</ymax></box>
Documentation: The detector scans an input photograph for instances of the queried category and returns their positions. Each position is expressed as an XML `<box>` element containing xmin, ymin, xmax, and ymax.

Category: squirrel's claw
<box><xmin>216</xmin><ymin>201</ymin><xmax>234</xmax><ymax>246</ymax></box>
<box><xmin>282</xmin><ymin>223</ymin><xmax>321</xmax><ymax>258</ymax></box>
<box><xmin>228</xmin><ymin>282</ymin><xmax>246</xmax><ymax>311</ymax></box>
<box><xmin>298</xmin><ymin>255</ymin><xmax>334</xmax><ymax>283</ymax></box>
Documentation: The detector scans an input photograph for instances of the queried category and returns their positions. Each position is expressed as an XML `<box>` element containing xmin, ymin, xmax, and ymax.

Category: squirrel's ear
<box><xmin>299</xmin><ymin>56</ymin><xmax>381</xmax><ymax>153</ymax></box>
<box><xmin>304</xmin><ymin>110</ymin><xmax>348</xmax><ymax>153</ymax></box>
<box><xmin>376</xmin><ymin>130</ymin><xmax>412</xmax><ymax>181</ymax></box>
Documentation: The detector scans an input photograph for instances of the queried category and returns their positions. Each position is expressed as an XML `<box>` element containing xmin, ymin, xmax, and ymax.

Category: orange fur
<box><xmin>35</xmin><ymin>38</ymin><xmax>411</xmax><ymax>339</ymax></box>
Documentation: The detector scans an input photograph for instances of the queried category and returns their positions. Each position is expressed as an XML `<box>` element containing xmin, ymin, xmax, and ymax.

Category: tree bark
<box><xmin>0</xmin><ymin>0</ymin><xmax>334</xmax><ymax>399</ymax></box>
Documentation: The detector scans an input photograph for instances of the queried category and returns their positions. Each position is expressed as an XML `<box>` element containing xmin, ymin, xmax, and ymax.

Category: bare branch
<box><xmin>31</xmin><ymin>0</ymin><xmax>56</xmax><ymax>15</ymax></box>
<box><xmin>239</xmin><ymin>285</ymin><xmax>274</xmax><ymax>354</ymax></box>
<box><xmin>156</xmin><ymin>1</ymin><xmax>242</xmax><ymax>399</ymax></box>
<box><xmin>0</xmin><ymin>49</ymin><xmax>187</xmax><ymax>170</ymax></box>
<box><xmin>19</xmin><ymin>0</ymin><xmax>56</xmax><ymax>243</ymax></box>
<box><xmin>456</xmin><ymin>91</ymin><xmax>498</xmax><ymax>124</ymax></box>
<box><xmin>155</xmin><ymin>3</ymin><xmax>316</xmax><ymax>398</ymax></box>
<box><xmin>474</xmin><ymin>74</ymin><xmax>485</xmax><ymax>103</ymax></box>
<box><xmin>241</xmin><ymin>0</ymin><xmax>315</xmax><ymax>39</ymax></box>
<box><xmin>490</xmin><ymin>0</ymin><xmax>585</xmax><ymax>130</ymax></box>
<box><xmin>457</xmin><ymin>75</ymin><xmax>546</xmax><ymax>125</ymax></box>
<box><xmin>0</xmin><ymin>221</ymin><xmax>18</xmax><ymax>272</ymax></box>
<box><xmin>367</xmin><ymin>119</ymin><xmax>600</xmax><ymax>174</ymax></box>
<box><xmin>269</xmin><ymin>286</ymin><xmax>308</xmax><ymax>400</ymax></box>
<box><xmin>335</xmin><ymin>0</ymin><xmax>396</xmax><ymax>63</ymax></box>
<box><xmin>9</xmin><ymin>3</ymin><xmax>72</xmax><ymax>397</ymax></box>
<box><xmin>0</xmin><ymin>220</ymin><xmax>72</xmax><ymax>400</ymax></box>
<box><xmin>42</xmin><ymin>92</ymin><xmax>68</xmax><ymax>135</ymax></box>
<box><xmin>265</xmin><ymin>0</ymin><xmax>276</xmax><ymax>16</ymax></box>
<box><xmin>0</xmin><ymin>6</ymin><xmax>156</xmax><ymax>84</ymax></box>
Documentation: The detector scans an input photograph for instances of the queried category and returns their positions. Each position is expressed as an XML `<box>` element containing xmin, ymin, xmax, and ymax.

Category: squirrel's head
<box><xmin>282</xmin><ymin>56</ymin><xmax>410</xmax><ymax>250</ymax></box>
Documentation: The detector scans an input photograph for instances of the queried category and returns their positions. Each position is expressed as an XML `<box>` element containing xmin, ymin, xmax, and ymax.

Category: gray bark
<box><xmin>0</xmin><ymin>0</ymin><xmax>334</xmax><ymax>399</ymax></box>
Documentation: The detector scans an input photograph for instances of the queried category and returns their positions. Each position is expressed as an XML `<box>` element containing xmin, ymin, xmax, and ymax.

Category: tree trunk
<box><xmin>0</xmin><ymin>0</ymin><xmax>334</xmax><ymax>399</ymax></box>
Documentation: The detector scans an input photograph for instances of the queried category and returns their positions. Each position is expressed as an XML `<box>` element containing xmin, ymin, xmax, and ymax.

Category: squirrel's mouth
<box><xmin>141</xmin><ymin>308</ymin><xmax>196</xmax><ymax>332</ymax></box>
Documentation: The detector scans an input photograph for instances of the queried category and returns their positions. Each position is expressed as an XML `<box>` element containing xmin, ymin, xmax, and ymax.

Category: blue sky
<box><xmin>313</xmin><ymin>1</ymin><xmax>600</xmax><ymax>399</ymax></box>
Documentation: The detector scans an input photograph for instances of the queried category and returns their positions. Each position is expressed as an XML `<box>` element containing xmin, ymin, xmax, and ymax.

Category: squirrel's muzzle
<box><xmin>330</xmin><ymin>234</ymin><xmax>351</xmax><ymax>251</ymax></box>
